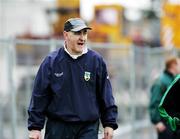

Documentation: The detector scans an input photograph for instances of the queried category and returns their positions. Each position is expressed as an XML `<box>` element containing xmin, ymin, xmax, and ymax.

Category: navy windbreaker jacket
<box><xmin>28</xmin><ymin>47</ymin><xmax>118</xmax><ymax>131</ymax></box>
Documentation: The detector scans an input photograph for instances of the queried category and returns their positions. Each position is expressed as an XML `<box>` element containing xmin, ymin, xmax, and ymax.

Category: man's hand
<box><xmin>155</xmin><ymin>122</ymin><xmax>166</xmax><ymax>132</ymax></box>
<box><xmin>29</xmin><ymin>130</ymin><xmax>42</xmax><ymax>139</ymax></box>
<box><xmin>103</xmin><ymin>127</ymin><xmax>114</xmax><ymax>139</ymax></box>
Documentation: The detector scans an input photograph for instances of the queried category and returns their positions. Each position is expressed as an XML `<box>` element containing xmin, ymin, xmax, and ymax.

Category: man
<box><xmin>159</xmin><ymin>74</ymin><xmax>180</xmax><ymax>139</ymax></box>
<box><xmin>149</xmin><ymin>56</ymin><xmax>180</xmax><ymax>139</ymax></box>
<box><xmin>28</xmin><ymin>18</ymin><xmax>118</xmax><ymax>139</ymax></box>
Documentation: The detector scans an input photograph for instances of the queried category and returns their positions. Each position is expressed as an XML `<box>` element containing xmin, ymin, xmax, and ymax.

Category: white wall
<box><xmin>0</xmin><ymin>1</ymin><xmax>55</xmax><ymax>38</ymax></box>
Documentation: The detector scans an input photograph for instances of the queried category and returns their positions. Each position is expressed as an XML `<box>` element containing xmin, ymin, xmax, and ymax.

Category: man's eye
<box><xmin>74</xmin><ymin>31</ymin><xmax>81</xmax><ymax>35</ymax></box>
<box><xmin>73</xmin><ymin>30</ymin><xmax>88</xmax><ymax>35</ymax></box>
<box><xmin>83</xmin><ymin>30</ymin><xmax>87</xmax><ymax>34</ymax></box>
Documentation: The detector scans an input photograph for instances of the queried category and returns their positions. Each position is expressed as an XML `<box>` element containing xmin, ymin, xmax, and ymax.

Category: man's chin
<box><xmin>77</xmin><ymin>48</ymin><xmax>84</xmax><ymax>54</ymax></box>
<box><xmin>78</xmin><ymin>51</ymin><xmax>83</xmax><ymax>54</ymax></box>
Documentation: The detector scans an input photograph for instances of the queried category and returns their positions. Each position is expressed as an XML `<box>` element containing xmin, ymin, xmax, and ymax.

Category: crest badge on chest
<box><xmin>84</xmin><ymin>71</ymin><xmax>91</xmax><ymax>81</ymax></box>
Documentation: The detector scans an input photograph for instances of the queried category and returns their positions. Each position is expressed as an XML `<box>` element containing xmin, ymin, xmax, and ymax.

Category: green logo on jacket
<box><xmin>84</xmin><ymin>71</ymin><xmax>91</xmax><ymax>81</ymax></box>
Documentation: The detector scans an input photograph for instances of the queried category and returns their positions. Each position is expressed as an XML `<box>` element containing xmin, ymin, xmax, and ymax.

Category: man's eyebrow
<box><xmin>73</xmin><ymin>30</ymin><xmax>88</xmax><ymax>34</ymax></box>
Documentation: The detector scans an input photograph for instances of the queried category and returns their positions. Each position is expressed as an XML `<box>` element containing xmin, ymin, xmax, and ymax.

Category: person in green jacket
<box><xmin>159</xmin><ymin>74</ymin><xmax>180</xmax><ymax>139</ymax></box>
<box><xmin>149</xmin><ymin>56</ymin><xmax>180</xmax><ymax>139</ymax></box>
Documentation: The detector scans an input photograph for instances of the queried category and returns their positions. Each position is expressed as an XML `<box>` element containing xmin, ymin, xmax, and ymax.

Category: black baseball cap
<box><xmin>64</xmin><ymin>18</ymin><xmax>92</xmax><ymax>32</ymax></box>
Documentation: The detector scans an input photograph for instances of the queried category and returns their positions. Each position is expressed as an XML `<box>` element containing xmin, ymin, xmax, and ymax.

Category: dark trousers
<box><xmin>44</xmin><ymin>119</ymin><xmax>99</xmax><ymax>139</ymax></box>
<box><xmin>157</xmin><ymin>126</ymin><xmax>175</xmax><ymax>139</ymax></box>
<box><xmin>174</xmin><ymin>130</ymin><xmax>180</xmax><ymax>139</ymax></box>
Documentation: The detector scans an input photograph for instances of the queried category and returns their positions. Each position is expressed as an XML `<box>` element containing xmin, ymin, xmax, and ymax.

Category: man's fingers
<box><xmin>104</xmin><ymin>132</ymin><xmax>113</xmax><ymax>139</ymax></box>
<box><xmin>104</xmin><ymin>132</ymin><xmax>108</xmax><ymax>139</ymax></box>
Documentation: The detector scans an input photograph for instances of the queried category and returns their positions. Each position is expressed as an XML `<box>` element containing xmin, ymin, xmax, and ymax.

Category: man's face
<box><xmin>171</xmin><ymin>59</ymin><xmax>180</xmax><ymax>75</ymax></box>
<box><xmin>175</xmin><ymin>59</ymin><xmax>180</xmax><ymax>74</ymax></box>
<box><xmin>64</xmin><ymin>29</ymin><xmax>88</xmax><ymax>55</ymax></box>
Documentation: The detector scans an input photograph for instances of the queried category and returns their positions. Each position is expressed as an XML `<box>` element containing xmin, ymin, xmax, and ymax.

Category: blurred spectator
<box><xmin>130</xmin><ymin>27</ymin><xmax>144</xmax><ymax>46</ymax></box>
<box><xmin>159</xmin><ymin>74</ymin><xmax>180</xmax><ymax>139</ymax></box>
<box><xmin>149</xmin><ymin>56</ymin><xmax>180</xmax><ymax>139</ymax></box>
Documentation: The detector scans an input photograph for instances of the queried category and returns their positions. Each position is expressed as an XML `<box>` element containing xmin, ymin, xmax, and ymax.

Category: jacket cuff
<box><xmin>103</xmin><ymin>123</ymin><xmax>118</xmax><ymax>130</ymax></box>
<box><xmin>28</xmin><ymin>126</ymin><xmax>42</xmax><ymax>131</ymax></box>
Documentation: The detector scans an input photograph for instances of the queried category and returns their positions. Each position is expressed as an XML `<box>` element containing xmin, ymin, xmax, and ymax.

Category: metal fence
<box><xmin>0</xmin><ymin>38</ymin><xmax>178</xmax><ymax>139</ymax></box>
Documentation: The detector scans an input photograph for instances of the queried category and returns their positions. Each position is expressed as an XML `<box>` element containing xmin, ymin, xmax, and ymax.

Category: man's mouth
<box><xmin>77</xmin><ymin>42</ymin><xmax>84</xmax><ymax>46</ymax></box>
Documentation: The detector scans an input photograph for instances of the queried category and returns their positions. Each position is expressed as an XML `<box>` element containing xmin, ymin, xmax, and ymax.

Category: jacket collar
<box><xmin>63</xmin><ymin>44</ymin><xmax>88</xmax><ymax>59</ymax></box>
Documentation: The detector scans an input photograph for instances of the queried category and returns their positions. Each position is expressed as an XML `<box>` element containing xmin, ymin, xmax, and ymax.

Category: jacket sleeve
<box><xmin>159</xmin><ymin>75</ymin><xmax>180</xmax><ymax>131</ymax></box>
<box><xmin>97</xmin><ymin>58</ymin><xmax>118</xmax><ymax>130</ymax></box>
<box><xmin>149</xmin><ymin>80</ymin><xmax>165</xmax><ymax>124</ymax></box>
<box><xmin>28</xmin><ymin>56</ymin><xmax>52</xmax><ymax>131</ymax></box>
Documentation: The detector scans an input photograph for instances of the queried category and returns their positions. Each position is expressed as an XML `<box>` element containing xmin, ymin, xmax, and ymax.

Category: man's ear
<box><xmin>63</xmin><ymin>31</ymin><xmax>68</xmax><ymax>39</ymax></box>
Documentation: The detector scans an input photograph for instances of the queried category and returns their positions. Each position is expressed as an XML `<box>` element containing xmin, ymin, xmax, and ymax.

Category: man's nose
<box><xmin>79</xmin><ymin>33</ymin><xmax>86</xmax><ymax>40</ymax></box>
